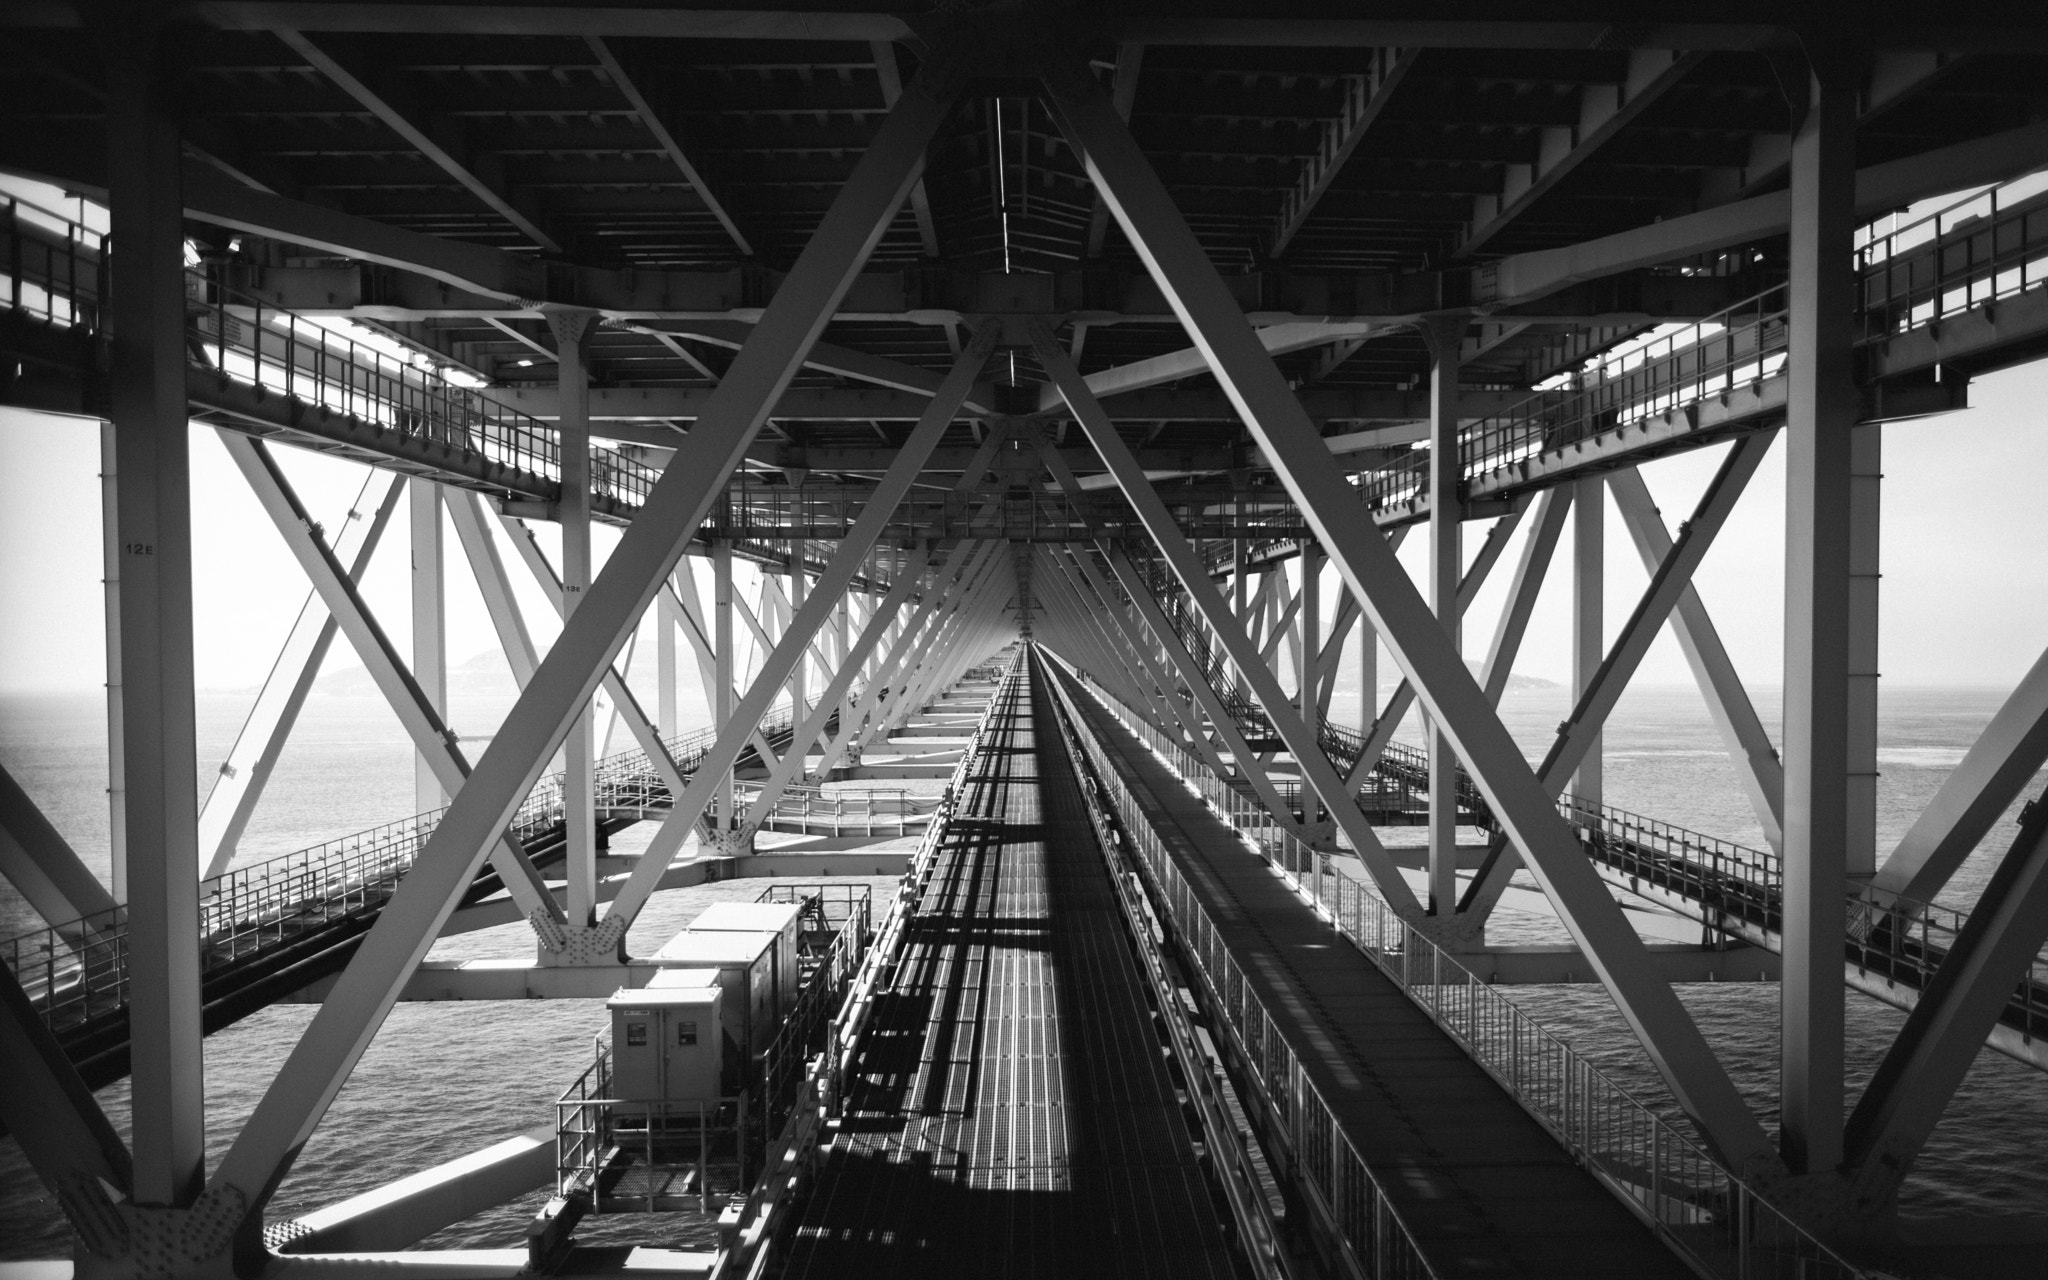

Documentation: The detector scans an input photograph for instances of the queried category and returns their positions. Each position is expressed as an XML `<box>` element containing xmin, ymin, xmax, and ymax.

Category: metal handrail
<box><xmin>1068</xmin><ymin>671</ymin><xmax>1874</xmax><ymax>1280</ymax></box>
<box><xmin>1045</xmin><ymin>663</ymin><xmax>1440</xmax><ymax>1280</ymax></box>
<box><xmin>1</xmin><ymin>688</ymin><xmax>857</xmax><ymax>1033</ymax></box>
<box><xmin>1857</xmin><ymin>168</ymin><xmax>2048</xmax><ymax>341</ymax></box>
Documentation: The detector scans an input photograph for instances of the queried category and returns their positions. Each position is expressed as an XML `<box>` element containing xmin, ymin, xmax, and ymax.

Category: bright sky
<box><xmin>4</xmin><ymin>356</ymin><xmax>2047</xmax><ymax>700</ymax></box>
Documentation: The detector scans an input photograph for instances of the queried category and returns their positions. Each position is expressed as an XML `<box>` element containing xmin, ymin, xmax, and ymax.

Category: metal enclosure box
<box><xmin>607</xmin><ymin>971</ymin><xmax>722</xmax><ymax>1106</ymax></box>
<box><xmin>687</xmin><ymin>901</ymin><xmax>804</xmax><ymax>1015</ymax></box>
<box><xmin>648</xmin><ymin>929</ymin><xmax>779</xmax><ymax>1060</ymax></box>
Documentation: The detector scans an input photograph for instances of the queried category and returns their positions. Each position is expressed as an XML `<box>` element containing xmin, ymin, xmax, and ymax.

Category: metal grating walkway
<box><xmin>777</xmin><ymin>665</ymin><xmax>1246</xmax><ymax>1279</ymax></box>
<box><xmin>1053</xmin><ymin>661</ymin><xmax>1697</xmax><ymax>1280</ymax></box>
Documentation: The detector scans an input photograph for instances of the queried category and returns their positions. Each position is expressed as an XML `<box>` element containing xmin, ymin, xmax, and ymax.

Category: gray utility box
<box><xmin>607</xmin><ymin>970</ymin><xmax>723</xmax><ymax>1107</ymax></box>
<box><xmin>649</xmin><ymin>929</ymin><xmax>780</xmax><ymax>1061</ymax></box>
<box><xmin>686</xmin><ymin>901</ymin><xmax>804</xmax><ymax>1015</ymax></box>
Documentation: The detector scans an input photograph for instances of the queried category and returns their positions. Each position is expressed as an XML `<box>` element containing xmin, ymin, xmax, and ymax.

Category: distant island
<box><xmin>313</xmin><ymin>649</ymin><xmax>522</xmax><ymax>699</ymax></box>
<box><xmin>1484</xmin><ymin>668</ymin><xmax>1562</xmax><ymax>694</ymax></box>
<box><xmin>1372</xmin><ymin>668</ymin><xmax>1559</xmax><ymax>694</ymax></box>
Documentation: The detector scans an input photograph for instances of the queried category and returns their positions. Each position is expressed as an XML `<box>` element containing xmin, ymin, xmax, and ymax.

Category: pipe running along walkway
<box><xmin>1040</xmin><ymin>653</ymin><xmax>1696</xmax><ymax>1280</ymax></box>
<box><xmin>777</xmin><ymin>658</ymin><xmax>1248</xmax><ymax>1280</ymax></box>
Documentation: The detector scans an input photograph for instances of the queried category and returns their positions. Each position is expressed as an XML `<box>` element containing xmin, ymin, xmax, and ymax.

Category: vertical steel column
<box><xmin>551</xmin><ymin>310</ymin><xmax>601</xmax><ymax>925</ymax></box>
<box><xmin>1298</xmin><ymin>541</ymin><xmax>1322</xmax><ymax>825</ymax></box>
<box><xmin>102</xmin><ymin>19</ymin><xmax>203</xmax><ymax>1207</ymax></box>
<box><xmin>1232</xmin><ymin>536</ymin><xmax>1247</xmax><ymax>618</ymax></box>
<box><xmin>1573</xmin><ymin>478</ymin><xmax>1604</xmax><ymax>808</ymax></box>
<box><xmin>715</xmin><ymin>540</ymin><xmax>736</xmax><ymax>831</ymax></box>
<box><xmin>410</xmin><ymin>481</ymin><xmax>446</xmax><ymax>812</ymax></box>
<box><xmin>1781</xmin><ymin>54</ymin><xmax>1859</xmax><ymax>1176</ymax></box>
<box><xmin>1425</xmin><ymin>314</ymin><xmax>1463</xmax><ymax>915</ymax></box>
<box><xmin>213</xmin><ymin>65</ymin><xmax>960</xmax><ymax>1226</ymax></box>
<box><xmin>98</xmin><ymin>422</ymin><xmax>127</xmax><ymax>901</ymax></box>
<box><xmin>1357</xmin><ymin>585</ymin><xmax>1376</xmax><ymax>737</ymax></box>
<box><xmin>789</xmin><ymin>552</ymin><xmax>809</xmax><ymax>739</ymax></box>
<box><xmin>658</xmin><ymin>585</ymin><xmax>679</xmax><ymax>737</ymax></box>
<box><xmin>1849</xmin><ymin>425</ymin><xmax>1881</xmax><ymax>876</ymax></box>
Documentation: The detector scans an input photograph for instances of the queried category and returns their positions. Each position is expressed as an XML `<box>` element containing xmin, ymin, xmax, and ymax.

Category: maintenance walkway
<box><xmin>778</xmin><ymin>661</ymin><xmax>1246</xmax><ymax>1280</ymax></box>
<box><xmin>0</xmin><ymin>700</ymin><xmax>914</xmax><ymax>1087</ymax></box>
<box><xmin>1047</xmin><ymin>658</ymin><xmax>1693</xmax><ymax>1280</ymax></box>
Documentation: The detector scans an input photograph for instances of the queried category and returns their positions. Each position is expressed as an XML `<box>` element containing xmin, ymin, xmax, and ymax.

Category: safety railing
<box><xmin>1</xmin><ymin>764</ymin><xmax>574</xmax><ymax>1034</ymax></box>
<box><xmin>0</xmin><ymin>190</ymin><xmax>664</xmax><ymax>514</ymax></box>
<box><xmin>1178</xmin><ymin>661</ymin><xmax>2048</xmax><ymax>1044</ymax></box>
<box><xmin>2</xmin><ymin>194</ymin><xmax>104</xmax><ymax>330</ymax></box>
<box><xmin>1045</xmin><ymin>661</ymin><xmax>1440</xmax><ymax>1280</ymax></box>
<box><xmin>1063</xmin><ymin>668</ymin><xmax>1874</xmax><ymax>1280</ymax></box>
<box><xmin>552</xmin><ymin>1040</ymin><xmax>749</xmax><ymax>1217</ymax></box>
<box><xmin>194</xmin><ymin>276</ymin><xmax>561</xmax><ymax>480</ymax></box>
<box><xmin>0</xmin><ymin>685</ymin><xmax>851</xmax><ymax>1035</ymax></box>
<box><xmin>1040</xmin><ymin>655</ymin><xmax>1331</xmax><ymax>1279</ymax></box>
<box><xmin>1458</xmin><ymin>285</ymin><xmax>1788</xmax><ymax>484</ymax></box>
<box><xmin>1857</xmin><ymin>170</ymin><xmax>2048</xmax><ymax>342</ymax></box>
<box><xmin>756</xmin><ymin>889</ymin><xmax>872</xmax><ymax>1135</ymax></box>
<box><xmin>1321</xmin><ymin>722</ymin><xmax>1492</xmax><ymax>822</ymax></box>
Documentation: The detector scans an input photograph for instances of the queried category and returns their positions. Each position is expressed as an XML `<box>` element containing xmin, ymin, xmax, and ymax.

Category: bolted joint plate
<box><xmin>532</xmin><ymin>911</ymin><xmax>629</xmax><ymax>966</ymax></box>
<box><xmin>70</xmin><ymin>1183</ymin><xmax>245</xmax><ymax>1280</ymax></box>
<box><xmin>701</xmin><ymin>823</ymin><xmax>759</xmax><ymax>859</ymax></box>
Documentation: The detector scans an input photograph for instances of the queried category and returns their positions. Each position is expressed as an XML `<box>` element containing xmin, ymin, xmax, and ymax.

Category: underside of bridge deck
<box><xmin>5</xmin><ymin>4</ymin><xmax>2048</xmax><ymax>1279</ymax></box>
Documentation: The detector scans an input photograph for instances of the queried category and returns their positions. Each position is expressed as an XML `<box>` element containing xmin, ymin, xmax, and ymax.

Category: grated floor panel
<box><xmin>777</xmin><ymin>666</ymin><xmax>1246</xmax><ymax>1280</ymax></box>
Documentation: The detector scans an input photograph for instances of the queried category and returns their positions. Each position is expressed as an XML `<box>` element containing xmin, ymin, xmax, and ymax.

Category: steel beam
<box><xmin>1848</xmin><ymin>424</ymin><xmax>1882</xmax><ymax>876</ymax></box>
<box><xmin>1609</xmin><ymin>466</ymin><xmax>1786</xmax><ymax>851</ymax></box>
<box><xmin>0</xmin><ymin>964</ymin><xmax>132</xmax><ymax>1239</ymax></box>
<box><xmin>104</xmin><ymin>22</ymin><xmax>205</xmax><ymax>1205</ymax></box>
<box><xmin>1045</xmin><ymin>59</ymin><xmax>1775</xmax><ymax>1171</ymax></box>
<box><xmin>1298</xmin><ymin>540</ymin><xmax>1323</xmax><ymax>814</ymax></box>
<box><xmin>1339</xmin><ymin>513</ymin><xmax>1519</xmax><ymax>795</ymax></box>
<box><xmin>1843</xmin><ymin>793</ymin><xmax>2048</xmax><ymax>1209</ymax></box>
<box><xmin>211</xmin><ymin>62</ymin><xmax>955</xmax><ymax>1225</ymax></box>
<box><xmin>1779</xmin><ymin>63</ymin><xmax>1859</xmax><ymax>1177</ymax></box>
<box><xmin>1270</xmin><ymin>48</ymin><xmax>1416</xmax><ymax>258</ymax></box>
<box><xmin>745</xmin><ymin>548</ymin><xmax>936</xmax><ymax>828</ymax></box>
<box><xmin>199</xmin><ymin>473</ymin><xmax>405</xmax><ymax>879</ymax></box>
<box><xmin>1064</xmin><ymin>547</ymin><xmax>1241</xmax><ymax>785</ymax></box>
<box><xmin>608</xmin><ymin>329</ymin><xmax>991</xmax><ymax>923</ymax></box>
<box><xmin>551</xmin><ymin>310</ymin><xmax>601</xmax><ymax>926</ymax></box>
<box><xmin>222</xmin><ymin>434</ymin><xmax>562</xmax><ymax>929</ymax></box>
<box><xmin>1425</xmin><ymin>313</ymin><xmax>1463</xmax><ymax>914</ymax></box>
<box><xmin>1460</xmin><ymin>433</ymin><xmax>1774</xmax><ymax>917</ymax></box>
<box><xmin>817</xmin><ymin>542</ymin><xmax>982</xmax><ymax>774</ymax></box>
<box><xmin>1572</xmin><ymin>476</ymin><xmax>1603</xmax><ymax>809</ymax></box>
<box><xmin>1036</xmin><ymin>326</ymin><xmax>1418</xmax><ymax>910</ymax></box>
<box><xmin>277</xmin><ymin>29</ymin><xmax>562</xmax><ymax>253</ymax></box>
<box><xmin>0</xmin><ymin>761</ymin><xmax>121</xmax><ymax>929</ymax></box>
<box><xmin>869</xmin><ymin>39</ymin><xmax>939</xmax><ymax>258</ymax></box>
<box><xmin>1454</xmin><ymin>51</ymin><xmax>1704</xmax><ymax>259</ymax></box>
<box><xmin>1877</xmin><ymin>645</ymin><xmax>2048</xmax><ymax>905</ymax></box>
<box><xmin>410</xmin><ymin>479</ymin><xmax>447</xmax><ymax>813</ymax></box>
<box><xmin>98</xmin><ymin>422</ymin><xmax>126</xmax><ymax>902</ymax></box>
<box><xmin>1481</xmin><ymin>488</ymin><xmax>1569</xmax><ymax>705</ymax></box>
<box><xmin>446</xmin><ymin>492</ymin><xmax>539</xmax><ymax>689</ymax></box>
<box><xmin>482</xmin><ymin>515</ymin><xmax>688</xmax><ymax>803</ymax></box>
<box><xmin>587</xmin><ymin>36</ymin><xmax>752</xmax><ymax>258</ymax></box>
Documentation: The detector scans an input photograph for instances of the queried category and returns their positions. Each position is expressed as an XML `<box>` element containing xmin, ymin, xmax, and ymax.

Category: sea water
<box><xmin>2</xmin><ymin>682</ymin><xmax>2045</xmax><ymax>1258</ymax></box>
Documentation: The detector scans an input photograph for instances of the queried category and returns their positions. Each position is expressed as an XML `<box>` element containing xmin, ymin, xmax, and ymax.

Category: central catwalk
<box><xmin>778</xmin><ymin>664</ymin><xmax>1246</xmax><ymax>1279</ymax></box>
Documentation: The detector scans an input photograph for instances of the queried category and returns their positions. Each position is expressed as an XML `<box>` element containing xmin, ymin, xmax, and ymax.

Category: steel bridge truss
<box><xmin>5</xmin><ymin>11</ymin><xmax>2048</xmax><ymax>1280</ymax></box>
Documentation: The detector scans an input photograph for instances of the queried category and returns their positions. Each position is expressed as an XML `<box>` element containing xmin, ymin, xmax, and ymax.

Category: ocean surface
<box><xmin>2</xmin><ymin>679</ymin><xmax>2046</xmax><ymax>1257</ymax></box>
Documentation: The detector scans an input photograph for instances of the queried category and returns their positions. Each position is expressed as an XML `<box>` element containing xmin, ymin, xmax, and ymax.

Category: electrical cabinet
<box><xmin>607</xmin><ymin>970</ymin><xmax>722</xmax><ymax>1107</ymax></box>
<box><xmin>649</xmin><ymin>929</ymin><xmax>779</xmax><ymax>1060</ymax></box>
<box><xmin>687</xmin><ymin>901</ymin><xmax>804</xmax><ymax>1015</ymax></box>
